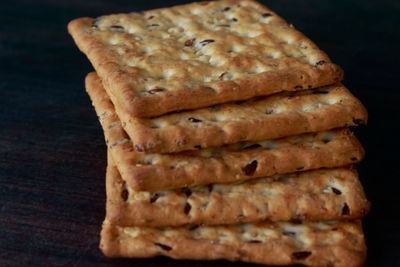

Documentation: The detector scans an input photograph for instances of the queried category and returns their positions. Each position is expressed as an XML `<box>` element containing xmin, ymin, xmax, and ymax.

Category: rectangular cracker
<box><xmin>68</xmin><ymin>0</ymin><xmax>343</xmax><ymax>118</ymax></box>
<box><xmin>107</xmin><ymin>152</ymin><xmax>370</xmax><ymax>227</ymax></box>
<box><xmin>86</xmin><ymin>72</ymin><xmax>367</xmax><ymax>154</ymax></box>
<box><xmin>100</xmin><ymin>218</ymin><xmax>366</xmax><ymax>267</ymax></box>
<box><xmin>86</xmin><ymin>72</ymin><xmax>365</xmax><ymax>191</ymax></box>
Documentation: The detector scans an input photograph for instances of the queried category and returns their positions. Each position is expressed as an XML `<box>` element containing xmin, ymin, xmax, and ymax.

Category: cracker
<box><xmin>100</xmin><ymin>218</ymin><xmax>366</xmax><ymax>267</ymax></box>
<box><xmin>68</xmin><ymin>0</ymin><xmax>343</xmax><ymax>118</ymax></box>
<box><xmin>107</xmin><ymin>152</ymin><xmax>369</xmax><ymax>227</ymax></box>
<box><xmin>85</xmin><ymin>73</ymin><xmax>367</xmax><ymax>154</ymax></box>
<box><xmin>86</xmin><ymin>72</ymin><xmax>366</xmax><ymax>191</ymax></box>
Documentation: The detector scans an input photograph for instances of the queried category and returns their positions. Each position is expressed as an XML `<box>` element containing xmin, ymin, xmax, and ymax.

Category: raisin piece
<box><xmin>154</xmin><ymin>242</ymin><xmax>172</xmax><ymax>251</ymax></box>
<box><xmin>181</xmin><ymin>188</ymin><xmax>192</xmax><ymax>197</ymax></box>
<box><xmin>232</xmin><ymin>18</ymin><xmax>238</xmax><ymax>22</ymax></box>
<box><xmin>294</xmin><ymin>85</ymin><xmax>303</xmax><ymax>89</ymax></box>
<box><xmin>351</xmin><ymin>157</ymin><xmax>358</xmax><ymax>161</ymax></box>
<box><xmin>331</xmin><ymin>187</ymin><xmax>342</xmax><ymax>195</ymax></box>
<box><xmin>135</xmin><ymin>145</ymin><xmax>143</xmax><ymax>152</ymax></box>
<box><xmin>292</xmin><ymin>251</ymin><xmax>312</xmax><ymax>260</ymax></box>
<box><xmin>200</xmin><ymin>39</ymin><xmax>215</xmax><ymax>46</ymax></box>
<box><xmin>147</xmin><ymin>15</ymin><xmax>154</xmax><ymax>20</ymax></box>
<box><xmin>247</xmin><ymin>240</ymin><xmax>262</xmax><ymax>243</ymax></box>
<box><xmin>121</xmin><ymin>189</ymin><xmax>129</xmax><ymax>201</ymax></box>
<box><xmin>312</xmin><ymin>90</ymin><xmax>329</xmax><ymax>94</ymax></box>
<box><xmin>184</xmin><ymin>202</ymin><xmax>191</xmax><ymax>215</ymax></box>
<box><xmin>188</xmin><ymin>117</ymin><xmax>202</xmax><ymax>123</ymax></box>
<box><xmin>242</xmin><ymin>160</ymin><xmax>258</xmax><ymax>176</ymax></box>
<box><xmin>222</xmin><ymin>7</ymin><xmax>231</xmax><ymax>12</ymax></box>
<box><xmin>283</xmin><ymin>231</ymin><xmax>296</xmax><ymax>237</ymax></box>
<box><xmin>207</xmin><ymin>184</ymin><xmax>213</xmax><ymax>192</ymax></box>
<box><xmin>242</xmin><ymin>144</ymin><xmax>262</xmax><ymax>150</ymax></box>
<box><xmin>110</xmin><ymin>25</ymin><xmax>124</xmax><ymax>32</ymax></box>
<box><xmin>194</xmin><ymin>145</ymin><xmax>201</xmax><ymax>149</ymax></box>
<box><xmin>150</xmin><ymin>193</ymin><xmax>160</xmax><ymax>203</ymax></box>
<box><xmin>148</xmin><ymin>88</ymin><xmax>165</xmax><ymax>94</ymax></box>
<box><xmin>353</xmin><ymin>119</ymin><xmax>366</xmax><ymax>126</ymax></box>
<box><xmin>184</xmin><ymin>38</ymin><xmax>195</xmax><ymax>47</ymax></box>
<box><xmin>147</xmin><ymin>24</ymin><xmax>160</xmax><ymax>27</ymax></box>
<box><xmin>315</xmin><ymin>60</ymin><xmax>327</xmax><ymax>66</ymax></box>
<box><xmin>342</xmin><ymin>203</ymin><xmax>350</xmax><ymax>215</ymax></box>
<box><xmin>262</xmin><ymin>13</ymin><xmax>272</xmax><ymax>18</ymax></box>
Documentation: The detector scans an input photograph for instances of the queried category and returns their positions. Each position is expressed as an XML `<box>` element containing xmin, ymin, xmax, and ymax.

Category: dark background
<box><xmin>0</xmin><ymin>0</ymin><xmax>399</xmax><ymax>266</ymax></box>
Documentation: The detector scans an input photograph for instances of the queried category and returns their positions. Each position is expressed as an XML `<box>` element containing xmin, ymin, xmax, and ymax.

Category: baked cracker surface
<box><xmin>106</xmin><ymin>151</ymin><xmax>370</xmax><ymax>227</ymax></box>
<box><xmin>69</xmin><ymin>0</ymin><xmax>343</xmax><ymax>118</ymax></box>
<box><xmin>100</xmin><ymin>217</ymin><xmax>366</xmax><ymax>267</ymax></box>
<box><xmin>86</xmin><ymin>73</ymin><xmax>367</xmax><ymax>167</ymax></box>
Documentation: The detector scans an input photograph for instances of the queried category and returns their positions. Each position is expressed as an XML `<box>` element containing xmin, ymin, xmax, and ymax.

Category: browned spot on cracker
<box><xmin>184</xmin><ymin>38</ymin><xmax>196</xmax><ymax>47</ymax></box>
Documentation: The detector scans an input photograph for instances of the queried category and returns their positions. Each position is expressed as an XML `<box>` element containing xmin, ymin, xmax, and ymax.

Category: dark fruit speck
<box><xmin>150</xmin><ymin>193</ymin><xmax>160</xmax><ymax>203</ymax></box>
<box><xmin>155</xmin><ymin>243</ymin><xmax>172</xmax><ymax>251</ymax></box>
<box><xmin>292</xmin><ymin>251</ymin><xmax>312</xmax><ymax>260</ymax></box>
<box><xmin>184</xmin><ymin>202</ymin><xmax>191</xmax><ymax>214</ymax></box>
<box><xmin>342</xmin><ymin>203</ymin><xmax>350</xmax><ymax>215</ymax></box>
<box><xmin>121</xmin><ymin>189</ymin><xmax>129</xmax><ymax>201</ymax></box>
<box><xmin>188</xmin><ymin>117</ymin><xmax>202</xmax><ymax>123</ymax></box>
<box><xmin>149</xmin><ymin>88</ymin><xmax>165</xmax><ymax>94</ymax></box>
<box><xmin>331</xmin><ymin>187</ymin><xmax>342</xmax><ymax>195</ymax></box>
<box><xmin>242</xmin><ymin>160</ymin><xmax>258</xmax><ymax>176</ymax></box>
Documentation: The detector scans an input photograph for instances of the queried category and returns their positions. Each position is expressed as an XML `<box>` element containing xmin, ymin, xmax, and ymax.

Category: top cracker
<box><xmin>69</xmin><ymin>0</ymin><xmax>343</xmax><ymax>118</ymax></box>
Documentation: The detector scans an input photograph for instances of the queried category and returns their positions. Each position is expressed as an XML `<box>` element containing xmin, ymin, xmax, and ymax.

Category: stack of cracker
<box><xmin>68</xmin><ymin>0</ymin><xmax>370</xmax><ymax>266</ymax></box>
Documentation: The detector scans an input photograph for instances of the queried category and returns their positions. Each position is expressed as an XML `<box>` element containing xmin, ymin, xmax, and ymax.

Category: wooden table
<box><xmin>1</xmin><ymin>0</ymin><xmax>399</xmax><ymax>266</ymax></box>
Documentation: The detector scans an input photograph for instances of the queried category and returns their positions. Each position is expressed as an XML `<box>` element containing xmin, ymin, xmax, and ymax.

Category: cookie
<box><xmin>68</xmin><ymin>0</ymin><xmax>343</xmax><ymax>118</ymax></box>
<box><xmin>100</xmin><ymin>218</ymin><xmax>366</xmax><ymax>267</ymax></box>
<box><xmin>107</xmin><ymin>152</ymin><xmax>369</xmax><ymax>227</ymax></box>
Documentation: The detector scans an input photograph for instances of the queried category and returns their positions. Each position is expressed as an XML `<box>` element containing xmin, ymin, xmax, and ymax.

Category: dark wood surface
<box><xmin>1</xmin><ymin>0</ymin><xmax>399</xmax><ymax>266</ymax></box>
